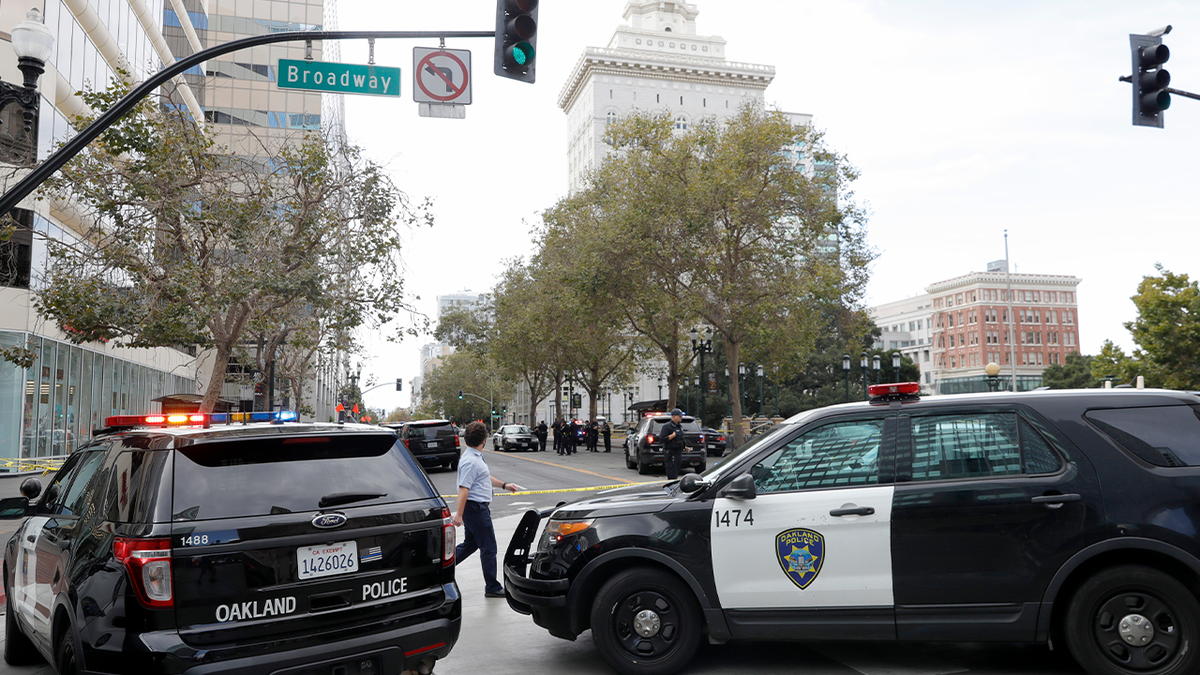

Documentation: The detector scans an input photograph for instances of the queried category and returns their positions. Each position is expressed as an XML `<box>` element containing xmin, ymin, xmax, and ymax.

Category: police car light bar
<box><xmin>104</xmin><ymin>411</ymin><xmax>299</xmax><ymax>428</ymax></box>
<box><xmin>867</xmin><ymin>382</ymin><xmax>921</xmax><ymax>402</ymax></box>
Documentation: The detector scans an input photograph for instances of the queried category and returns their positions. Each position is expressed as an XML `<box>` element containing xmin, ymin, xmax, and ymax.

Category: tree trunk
<box><xmin>553</xmin><ymin>370</ymin><xmax>563</xmax><ymax>422</ymax></box>
<box><xmin>725</xmin><ymin>338</ymin><xmax>744</xmax><ymax>447</ymax></box>
<box><xmin>200</xmin><ymin>345</ymin><xmax>231</xmax><ymax>413</ymax></box>
<box><xmin>665</xmin><ymin>342</ymin><xmax>679</xmax><ymax>411</ymax></box>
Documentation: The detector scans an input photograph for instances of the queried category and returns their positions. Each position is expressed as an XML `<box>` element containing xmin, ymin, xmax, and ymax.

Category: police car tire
<box><xmin>590</xmin><ymin>568</ymin><xmax>701</xmax><ymax>675</ymax></box>
<box><xmin>636</xmin><ymin>456</ymin><xmax>650</xmax><ymax>475</ymax></box>
<box><xmin>625</xmin><ymin>448</ymin><xmax>636</xmax><ymax>469</ymax></box>
<box><xmin>4</xmin><ymin>580</ymin><xmax>40</xmax><ymax>666</ymax></box>
<box><xmin>1064</xmin><ymin>564</ymin><xmax>1200</xmax><ymax>675</ymax></box>
<box><xmin>55</xmin><ymin>626</ymin><xmax>79</xmax><ymax>675</ymax></box>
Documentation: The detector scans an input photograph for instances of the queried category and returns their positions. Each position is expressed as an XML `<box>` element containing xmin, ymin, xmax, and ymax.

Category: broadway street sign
<box><xmin>277</xmin><ymin>58</ymin><xmax>400</xmax><ymax>97</ymax></box>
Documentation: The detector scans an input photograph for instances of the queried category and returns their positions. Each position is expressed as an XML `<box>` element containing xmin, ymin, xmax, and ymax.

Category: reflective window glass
<box><xmin>749</xmin><ymin>419</ymin><xmax>883</xmax><ymax>493</ymax></box>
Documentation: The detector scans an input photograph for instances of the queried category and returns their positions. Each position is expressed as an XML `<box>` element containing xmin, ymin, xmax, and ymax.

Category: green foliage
<box><xmin>1091</xmin><ymin>340</ymin><xmax>1139</xmax><ymax>386</ymax></box>
<box><xmin>1122</xmin><ymin>266</ymin><xmax>1200</xmax><ymax>389</ymax></box>
<box><xmin>1042</xmin><ymin>352</ymin><xmax>1096</xmax><ymax>389</ymax></box>
<box><xmin>420</xmin><ymin>351</ymin><xmax>512</xmax><ymax>425</ymax></box>
<box><xmin>34</xmin><ymin>80</ymin><xmax>423</xmax><ymax>411</ymax></box>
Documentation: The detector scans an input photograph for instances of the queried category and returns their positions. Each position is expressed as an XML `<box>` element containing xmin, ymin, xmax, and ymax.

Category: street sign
<box><xmin>277</xmin><ymin>58</ymin><xmax>400</xmax><ymax>97</ymax></box>
<box><xmin>413</xmin><ymin>48</ymin><xmax>472</xmax><ymax>104</ymax></box>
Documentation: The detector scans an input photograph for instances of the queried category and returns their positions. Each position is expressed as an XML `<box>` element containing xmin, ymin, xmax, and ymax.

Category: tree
<box><xmin>1042</xmin><ymin>352</ymin><xmax>1096</xmax><ymax>389</ymax></box>
<box><xmin>1121</xmin><ymin>266</ymin><xmax>1200</xmax><ymax>389</ymax></box>
<box><xmin>34</xmin><ymin>82</ymin><xmax>423</xmax><ymax>412</ymax></box>
<box><xmin>1091</xmin><ymin>340</ymin><xmax>1140</xmax><ymax>387</ymax></box>
<box><xmin>598</xmin><ymin>104</ymin><xmax>873</xmax><ymax>444</ymax></box>
<box><xmin>420</xmin><ymin>351</ymin><xmax>512</xmax><ymax>426</ymax></box>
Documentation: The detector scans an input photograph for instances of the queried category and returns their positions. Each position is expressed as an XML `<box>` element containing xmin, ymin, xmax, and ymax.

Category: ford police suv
<box><xmin>2</xmin><ymin>412</ymin><xmax>461</xmax><ymax>674</ymax></box>
<box><xmin>505</xmin><ymin>384</ymin><xmax>1200</xmax><ymax>675</ymax></box>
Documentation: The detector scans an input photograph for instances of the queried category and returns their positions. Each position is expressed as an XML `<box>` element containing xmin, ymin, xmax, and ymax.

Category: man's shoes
<box><xmin>485</xmin><ymin>590</ymin><xmax>506</xmax><ymax>598</ymax></box>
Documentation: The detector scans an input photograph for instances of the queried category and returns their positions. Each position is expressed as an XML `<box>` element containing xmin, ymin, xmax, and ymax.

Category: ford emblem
<box><xmin>312</xmin><ymin>513</ymin><xmax>347</xmax><ymax>529</ymax></box>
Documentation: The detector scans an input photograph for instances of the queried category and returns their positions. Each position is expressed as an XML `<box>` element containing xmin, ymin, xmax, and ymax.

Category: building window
<box><xmin>674</xmin><ymin>116</ymin><xmax>688</xmax><ymax>130</ymax></box>
<box><xmin>606</xmin><ymin>111</ymin><xmax>617</xmax><ymax>125</ymax></box>
<box><xmin>0</xmin><ymin>208</ymin><xmax>34</xmax><ymax>289</ymax></box>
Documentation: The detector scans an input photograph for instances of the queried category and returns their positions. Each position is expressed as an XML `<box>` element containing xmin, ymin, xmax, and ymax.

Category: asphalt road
<box><xmin>0</xmin><ymin>445</ymin><xmax>1090</xmax><ymax>675</ymax></box>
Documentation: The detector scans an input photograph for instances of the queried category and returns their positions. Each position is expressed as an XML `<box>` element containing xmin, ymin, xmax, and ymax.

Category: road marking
<box><xmin>482</xmin><ymin>447</ymin><xmax>631</xmax><ymax>483</ymax></box>
<box><xmin>510</xmin><ymin>501</ymin><xmax>534</xmax><ymax>506</ymax></box>
<box><xmin>812</xmin><ymin>644</ymin><xmax>967</xmax><ymax>675</ymax></box>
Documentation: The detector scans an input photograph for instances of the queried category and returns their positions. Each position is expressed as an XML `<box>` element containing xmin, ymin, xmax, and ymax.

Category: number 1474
<box><xmin>714</xmin><ymin>509</ymin><xmax>753</xmax><ymax>528</ymax></box>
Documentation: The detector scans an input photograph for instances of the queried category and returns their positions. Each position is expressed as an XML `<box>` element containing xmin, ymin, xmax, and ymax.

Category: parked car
<box><xmin>1</xmin><ymin>411</ymin><xmax>460</xmax><ymax>675</ymax></box>
<box><xmin>400</xmin><ymin>419</ymin><xmax>461</xmax><ymax>470</ymax></box>
<box><xmin>493</xmin><ymin>424</ymin><xmax>538</xmax><ymax>452</ymax></box>
<box><xmin>506</xmin><ymin>384</ymin><xmax>1200</xmax><ymax>675</ymax></box>
<box><xmin>623</xmin><ymin>414</ymin><xmax>706</xmax><ymax>475</ymax></box>
<box><xmin>700</xmin><ymin>426</ymin><xmax>726</xmax><ymax>456</ymax></box>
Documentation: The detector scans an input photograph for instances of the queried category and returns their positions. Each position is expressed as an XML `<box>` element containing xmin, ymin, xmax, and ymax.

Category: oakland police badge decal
<box><xmin>776</xmin><ymin>528</ymin><xmax>824</xmax><ymax>590</ymax></box>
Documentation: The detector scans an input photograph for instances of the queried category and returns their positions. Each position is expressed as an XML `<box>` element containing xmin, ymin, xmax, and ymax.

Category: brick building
<box><xmin>872</xmin><ymin>261</ymin><xmax>1082</xmax><ymax>394</ymax></box>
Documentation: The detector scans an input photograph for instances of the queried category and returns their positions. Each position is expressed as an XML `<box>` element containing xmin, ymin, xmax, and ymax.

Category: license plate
<box><xmin>426</xmin><ymin>440</ymin><xmax>438</xmax><ymax>448</ymax></box>
<box><xmin>708</xmin><ymin>444</ymin><xmax>716</xmax><ymax>449</ymax></box>
<box><xmin>297</xmin><ymin>541</ymin><xmax>359</xmax><ymax>580</ymax></box>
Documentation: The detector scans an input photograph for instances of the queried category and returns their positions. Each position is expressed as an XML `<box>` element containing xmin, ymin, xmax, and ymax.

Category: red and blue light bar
<box><xmin>868</xmin><ymin>382</ymin><xmax>921</xmax><ymax>404</ymax></box>
<box><xmin>104</xmin><ymin>411</ymin><xmax>299</xmax><ymax>428</ymax></box>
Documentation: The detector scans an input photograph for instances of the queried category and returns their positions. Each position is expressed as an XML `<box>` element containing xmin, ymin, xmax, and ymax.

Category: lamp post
<box><xmin>892</xmin><ymin>352</ymin><xmax>902</xmax><ymax>383</ymax></box>
<box><xmin>657</xmin><ymin>376</ymin><xmax>663</xmax><ymax>405</ymax></box>
<box><xmin>738</xmin><ymin>363</ymin><xmax>746</xmax><ymax>418</ymax></box>
<box><xmin>985</xmin><ymin>362</ymin><xmax>1002</xmax><ymax>392</ymax></box>
<box><xmin>0</xmin><ymin>9</ymin><xmax>54</xmax><ymax>136</ymax></box>
<box><xmin>860</xmin><ymin>352</ymin><xmax>869</xmax><ymax>400</ymax></box>
<box><xmin>689</xmin><ymin>326</ymin><xmax>713</xmax><ymax>426</ymax></box>
<box><xmin>843</xmin><ymin>354</ymin><xmax>851</xmax><ymax>402</ymax></box>
<box><xmin>757</xmin><ymin>364</ymin><xmax>764</xmax><ymax>417</ymax></box>
<box><xmin>872</xmin><ymin>354</ymin><xmax>881</xmax><ymax>385</ymax></box>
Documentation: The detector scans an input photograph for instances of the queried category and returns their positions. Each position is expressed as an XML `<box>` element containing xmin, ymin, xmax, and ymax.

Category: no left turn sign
<box><xmin>413</xmin><ymin>47</ymin><xmax>472</xmax><ymax>105</ymax></box>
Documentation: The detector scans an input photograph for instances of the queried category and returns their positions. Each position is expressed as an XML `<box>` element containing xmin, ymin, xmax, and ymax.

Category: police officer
<box><xmin>661</xmin><ymin>408</ymin><xmax>687</xmax><ymax>479</ymax></box>
<box><xmin>567</xmin><ymin>419</ymin><xmax>579</xmax><ymax>455</ymax></box>
<box><xmin>552</xmin><ymin>418</ymin><xmax>562</xmax><ymax>454</ymax></box>
<box><xmin>535</xmin><ymin>420</ymin><xmax>548</xmax><ymax>452</ymax></box>
<box><xmin>601</xmin><ymin>418</ymin><xmax>611</xmax><ymax>452</ymax></box>
<box><xmin>587</xmin><ymin>419</ymin><xmax>599</xmax><ymax>452</ymax></box>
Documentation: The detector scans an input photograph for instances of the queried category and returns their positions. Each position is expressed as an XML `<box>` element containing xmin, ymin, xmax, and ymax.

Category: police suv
<box><xmin>2</xmin><ymin>412</ymin><xmax>460</xmax><ymax>674</ymax></box>
<box><xmin>505</xmin><ymin>384</ymin><xmax>1200</xmax><ymax>675</ymax></box>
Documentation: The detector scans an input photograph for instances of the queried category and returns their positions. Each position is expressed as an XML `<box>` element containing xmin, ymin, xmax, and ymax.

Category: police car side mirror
<box><xmin>722</xmin><ymin>474</ymin><xmax>757</xmax><ymax>500</ymax></box>
<box><xmin>679</xmin><ymin>473</ymin><xmax>708</xmax><ymax>493</ymax></box>
<box><xmin>19</xmin><ymin>477</ymin><xmax>41</xmax><ymax>500</ymax></box>
<box><xmin>0</xmin><ymin>497</ymin><xmax>30</xmax><ymax>519</ymax></box>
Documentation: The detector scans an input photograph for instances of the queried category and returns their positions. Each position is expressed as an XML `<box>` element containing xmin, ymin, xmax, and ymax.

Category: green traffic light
<box><xmin>509</xmin><ymin>41</ymin><xmax>535</xmax><ymax>66</ymax></box>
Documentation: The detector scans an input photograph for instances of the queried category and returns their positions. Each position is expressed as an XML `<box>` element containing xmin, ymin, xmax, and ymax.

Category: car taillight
<box><xmin>454</xmin><ymin>435</ymin><xmax>460</xmax><ymax>448</ymax></box>
<box><xmin>442</xmin><ymin>507</ymin><xmax>455</xmax><ymax>567</ymax></box>
<box><xmin>402</xmin><ymin>438</ymin><xmax>410</xmax><ymax>449</ymax></box>
<box><xmin>719</xmin><ymin>435</ymin><xmax>726</xmax><ymax>442</ymax></box>
<box><xmin>645</xmin><ymin>434</ymin><xmax>656</xmax><ymax>444</ymax></box>
<box><xmin>114</xmin><ymin>537</ymin><xmax>172</xmax><ymax>608</ymax></box>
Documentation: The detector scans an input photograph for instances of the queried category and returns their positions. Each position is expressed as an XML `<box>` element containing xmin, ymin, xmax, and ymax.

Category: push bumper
<box><xmin>502</xmin><ymin>509</ymin><xmax>575</xmax><ymax>639</ymax></box>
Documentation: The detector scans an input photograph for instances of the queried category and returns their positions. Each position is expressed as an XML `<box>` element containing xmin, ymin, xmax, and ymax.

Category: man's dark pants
<box><xmin>456</xmin><ymin>500</ymin><xmax>503</xmax><ymax>595</ymax></box>
<box><xmin>664</xmin><ymin>447</ymin><xmax>682</xmax><ymax>479</ymax></box>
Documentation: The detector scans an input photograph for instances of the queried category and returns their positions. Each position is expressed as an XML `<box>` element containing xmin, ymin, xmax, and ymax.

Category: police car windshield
<box><xmin>171</xmin><ymin>434</ymin><xmax>433</xmax><ymax>521</ymax></box>
<box><xmin>698</xmin><ymin>407</ymin><xmax>826</xmax><ymax>480</ymax></box>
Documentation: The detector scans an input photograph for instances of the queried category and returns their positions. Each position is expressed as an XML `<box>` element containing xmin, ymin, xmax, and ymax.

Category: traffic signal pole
<box><xmin>0</xmin><ymin>30</ymin><xmax>495</xmax><ymax>216</ymax></box>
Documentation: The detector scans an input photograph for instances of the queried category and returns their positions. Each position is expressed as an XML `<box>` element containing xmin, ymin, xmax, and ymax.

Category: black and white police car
<box><xmin>2</xmin><ymin>411</ymin><xmax>460</xmax><ymax>674</ymax></box>
<box><xmin>505</xmin><ymin>383</ymin><xmax>1200</xmax><ymax>675</ymax></box>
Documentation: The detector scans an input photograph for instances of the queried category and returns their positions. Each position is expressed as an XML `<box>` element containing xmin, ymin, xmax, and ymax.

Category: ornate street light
<box><xmin>892</xmin><ymin>352</ymin><xmax>902</xmax><ymax>383</ymax></box>
<box><xmin>872</xmin><ymin>354</ymin><xmax>881</xmax><ymax>385</ymax></box>
<box><xmin>860</xmin><ymin>352</ymin><xmax>869</xmax><ymax>401</ymax></box>
<box><xmin>985</xmin><ymin>362</ymin><xmax>1002</xmax><ymax>392</ymax></box>
<box><xmin>689</xmin><ymin>325</ymin><xmax>713</xmax><ymax>425</ymax></box>
<box><xmin>1</xmin><ymin>9</ymin><xmax>54</xmax><ymax>133</ymax></box>
<box><xmin>842</xmin><ymin>354</ymin><xmax>851</xmax><ymax>402</ymax></box>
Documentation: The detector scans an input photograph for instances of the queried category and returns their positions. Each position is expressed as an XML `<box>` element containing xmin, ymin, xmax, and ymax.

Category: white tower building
<box><xmin>559</xmin><ymin>1</ymin><xmax>777</xmax><ymax>193</ymax></box>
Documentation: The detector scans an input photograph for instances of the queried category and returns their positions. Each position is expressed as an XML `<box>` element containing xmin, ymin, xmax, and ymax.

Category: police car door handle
<box><xmin>829</xmin><ymin>506</ymin><xmax>875</xmax><ymax>517</ymax></box>
<box><xmin>1031</xmin><ymin>493</ymin><xmax>1080</xmax><ymax>505</ymax></box>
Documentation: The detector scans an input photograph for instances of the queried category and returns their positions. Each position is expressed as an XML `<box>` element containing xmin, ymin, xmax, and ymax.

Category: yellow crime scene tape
<box><xmin>440</xmin><ymin>481</ymin><xmax>659</xmax><ymax>500</ymax></box>
<box><xmin>0</xmin><ymin>458</ymin><xmax>65</xmax><ymax>475</ymax></box>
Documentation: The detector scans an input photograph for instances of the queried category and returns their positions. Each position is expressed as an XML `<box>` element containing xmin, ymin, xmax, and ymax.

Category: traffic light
<box><xmin>1130</xmin><ymin>31</ymin><xmax>1171</xmax><ymax>128</ymax></box>
<box><xmin>395</xmin><ymin>378</ymin><xmax>403</xmax><ymax>392</ymax></box>
<box><xmin>494</xmin><ymin>0</ymin><xmax>538</xmax><ymax>83</ymax></box>
<box><xmin>458</xmin><ymin>390</ymin><xmax>464</xmax><ymax>400</ymax></box>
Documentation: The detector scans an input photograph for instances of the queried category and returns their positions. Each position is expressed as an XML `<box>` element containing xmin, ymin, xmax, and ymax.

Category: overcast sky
<box><xmin>335</xmin><ymin>0</ymin><xmax>1200</xmax><ymax>415</ymax></box>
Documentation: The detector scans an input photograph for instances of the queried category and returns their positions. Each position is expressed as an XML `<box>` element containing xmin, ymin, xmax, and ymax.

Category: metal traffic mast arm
<box><xmin>0</xmin><ymin>29</ymin><xmax>494</xmax><ymax>216</ymax></box>
<box><xmin>1119</xmin><ymin>74</ymin><xmax>1200</xmax><ymax>101</ymax></box>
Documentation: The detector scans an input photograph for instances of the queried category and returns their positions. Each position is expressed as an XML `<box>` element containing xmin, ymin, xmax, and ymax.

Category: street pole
<box><xmin>0</xmin><ymin>30</ymin><xmax>496</xmax><ymax>217</ymax></box>
<box><xmin>861</xmin><ymin>352</ymin><xmax>869</xmax><ymax>401</ymax></box>
<box><xmin>757</xmin><ymin>365</ymin><xmax>764</xmax><ymax>417</ymax></box>
<box><xmin>1004</xmin><ymin>230</ymin><xmax>1018</xmax><ymax>392</ymax></box>
<box><xmin>843</xmin><ymin>354</ymin><xmax>851</xmax><ymax>403</ymax></box>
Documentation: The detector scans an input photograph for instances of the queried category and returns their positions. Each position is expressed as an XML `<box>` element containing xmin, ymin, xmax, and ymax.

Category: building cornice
<box><xmin>558</xmin><ymin>46</ymin><xmax>775</xmax><ymax>111</ymax></box>
<box><xmin>926</xmin><ymin>272</ymin><xmax>1082</xmax><ymax>294</ymax></box>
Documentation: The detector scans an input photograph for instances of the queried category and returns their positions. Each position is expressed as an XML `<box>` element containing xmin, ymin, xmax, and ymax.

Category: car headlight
<box><xmin>539</xmin><ymin>519</ymin><xmax>594</xmax><ymax>551</ymax></box>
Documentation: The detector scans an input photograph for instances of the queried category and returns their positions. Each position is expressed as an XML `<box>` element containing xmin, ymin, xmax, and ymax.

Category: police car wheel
<box><xmin>590</xmin><ymin>568</ymin><xmax>701</xmax><ymax>675</ymax></box>
<box><xmin>625</xmin><ymin>447</ymin><xmax>636</xmax><ymax>469</ymax></box>
<box><xmin>54</xmin><ymin>626</ymin><xmax>79</xmax><ymax>675</ymax></box>
<box><xmin>3</xmin><ymin>578</ymin><xmax>40</xmax><ymax>666</ymax></box>
<box><xmin>1065</xmin><ymin>564</ymin><xmax>1200</xmax><ymax>675</ymax></box>
<box><xmin>636</xmin><ymin>455</ymin><xmax>650</xmax><ymax>475</ymax></box>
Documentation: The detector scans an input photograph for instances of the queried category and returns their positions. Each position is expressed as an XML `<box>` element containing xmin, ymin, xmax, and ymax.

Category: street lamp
<box><xmin>843</xmin><ymin>354</ymin><xmax>851</xmax><ymax>402</ymax></box>
<box><xmin>0</xmin><ymin>9</ymin><xmax>54</xmax><ymax>135</ymax></box>
<box><xmin>757</xmin><ymin>364</ymin><xmax>764</xmax><ymax>418</ymax></box>
<box><xmin>860</xmin><ymin>352</ymin><xmax>869</xmax><ymax>401</ymax></box>
<box><xmin>657</xmin><ymin>376</ymin><xmax>663</xmax><ymax>404</ymax></box>
<box><xmin>738</xmin><ymin>363</ymin><xmax>746</xmax><ymax>417</ymax></box>
<box><xmin>892</xmin><ymin>352</ymin><xmax>902</xmax><ymax>383</ymax></box>
<box><xmin>985</xmin><ymin>362</ymin><xmax>1002</xmax><ymax>392</ymax></box>
<box><xmin>689</xmin><ymin>325</ymin><xmax>713</xmax><ymax>425</ymax></box>
<box><xmin>872</xmin><ymin>354</ymin><xmax>881</xmax><ymax>385</ymax></box>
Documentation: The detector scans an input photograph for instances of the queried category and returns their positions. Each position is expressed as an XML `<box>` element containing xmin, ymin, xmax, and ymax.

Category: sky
<box><xmin>334</xmin><ymin>0</ymin><xmax>1200</xmax><ymax>415</ymax></box>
